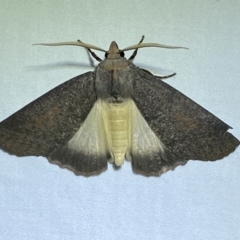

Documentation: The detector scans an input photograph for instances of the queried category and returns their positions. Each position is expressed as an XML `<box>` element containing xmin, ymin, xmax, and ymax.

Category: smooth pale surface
<box><xmin>0</xmin><ymin>1</ymin><xmax>240</xmax><ymax>240</ymax></box>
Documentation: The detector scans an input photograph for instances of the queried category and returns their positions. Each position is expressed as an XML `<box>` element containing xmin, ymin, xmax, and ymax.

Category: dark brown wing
<box><xmin>132</xmin><ymin>68</ymin><xmax>239</xmax><ymax>175</ymax></box>
<box><xmin>0</xmin><ymin>72</ymin><xmax>108</xmax><ymax>175</ymax></box>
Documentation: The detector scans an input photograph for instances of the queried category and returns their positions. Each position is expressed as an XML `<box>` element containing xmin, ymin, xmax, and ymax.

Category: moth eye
<box><xmin>120</xmin><ymin>51</ymin><xmax>125</xmax><ymax>57</ymax></box>
<box><xmin>105</xmin><ymin>52</ymin><xmax>109</xmax><ymax>58</ymax></box>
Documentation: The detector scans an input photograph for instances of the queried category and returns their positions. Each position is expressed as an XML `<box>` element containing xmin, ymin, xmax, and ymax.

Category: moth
<box><xmin>0</xmin><ymin>36</ymin><xmax>239</xmax><ymax>176</ymax></box>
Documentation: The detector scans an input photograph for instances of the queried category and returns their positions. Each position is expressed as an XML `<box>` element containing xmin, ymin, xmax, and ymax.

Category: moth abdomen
<box><xmin>109</xmin><ymin>102</ymin><xmax>129</xmax><ymax>166</ymax></box>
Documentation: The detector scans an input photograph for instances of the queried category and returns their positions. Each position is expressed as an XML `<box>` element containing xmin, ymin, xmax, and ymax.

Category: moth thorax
<box><xmin>109</xmin><ymin>102</ymin><xmax>129</xmax><ymax>166</ymax></box>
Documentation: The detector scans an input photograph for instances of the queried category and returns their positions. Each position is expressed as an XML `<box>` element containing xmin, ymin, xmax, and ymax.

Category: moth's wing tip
<box><xmin>213</xmin><ymin>131</ymin><xmax>240</xmax><ymax>160</ymax></box>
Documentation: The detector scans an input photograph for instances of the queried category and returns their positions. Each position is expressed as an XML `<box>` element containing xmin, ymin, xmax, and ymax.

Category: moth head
<box><xmin>105</xmin><ymin>41</ymin><xmax>125</xmax><ymax>59</ymax></box>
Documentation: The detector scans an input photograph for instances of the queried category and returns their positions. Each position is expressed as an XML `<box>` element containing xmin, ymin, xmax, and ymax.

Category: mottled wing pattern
<box><xmin>132</xmin><ymin>68</ymin><xmax>239</xmax><ymax>175</ymax></box>
<box><xmin>0</xmin><ymin>72</ymin><xmax>107</xmax><ymax>175</ymax></box>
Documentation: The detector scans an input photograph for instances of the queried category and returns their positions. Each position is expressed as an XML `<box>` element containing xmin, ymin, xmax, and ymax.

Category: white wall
<box><xmin>0</xmin><ymin>1</ymin><xmax>240</xmax><ymax>239</ymax></box>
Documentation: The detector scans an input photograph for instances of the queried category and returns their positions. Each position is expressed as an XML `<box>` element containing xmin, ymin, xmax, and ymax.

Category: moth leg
<box><xmin>157</xmin><ymin>72</ymin><xmax>176</xmax><ymax>79</ymax></box>
<box><xmin>128</xmin><ymin>35</ymin><xmax>145</xmax><ymax>61</ymax></box>
<box><xmin>77</xmin><ymin>40</ymin><xmax>102</xmax><ymax>62</ymax></box>
<box><xmin>140</xmin><ymin>68</ymin><xmax>176</xmax><ymax>79</ymax></box>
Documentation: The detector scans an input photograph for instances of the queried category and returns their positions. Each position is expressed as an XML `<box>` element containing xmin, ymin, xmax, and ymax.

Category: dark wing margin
<box><xmin>0</xmin><ymin>72</ymin><xmax>108</xmax><ymax>175</ymax></box>
<box><xmin>132</xmin><ymin>68</ymin><xmax>239</xmax><ymax>176</ymax></box>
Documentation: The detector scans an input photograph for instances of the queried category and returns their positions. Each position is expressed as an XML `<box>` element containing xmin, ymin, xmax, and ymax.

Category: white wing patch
<box><xmin>130</xmin><ymin>100</ymin><xmax>166</xmax><ymax>159</ymax></box>
<box><xmin>66</xmin><ymin>99</ymin><xmax>165</xmax><ymax>166</ymax></box>
<box><xmin>67</xmin><ymin>100</ymin><xmax>108</xmax><ymax>156</ymax></box>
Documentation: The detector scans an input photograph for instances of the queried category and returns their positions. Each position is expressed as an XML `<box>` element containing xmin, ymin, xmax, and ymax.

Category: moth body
<box><xmin>0</xmin><ymin>38</ymin><xmax>239</xmax><ymax>176</ymax></box>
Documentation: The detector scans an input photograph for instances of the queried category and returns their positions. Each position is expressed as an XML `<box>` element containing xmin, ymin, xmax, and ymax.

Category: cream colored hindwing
<box><xmin>67</xmin><ymin>99</ymin><xmax>166</xmax><ymax>168</ymax></box>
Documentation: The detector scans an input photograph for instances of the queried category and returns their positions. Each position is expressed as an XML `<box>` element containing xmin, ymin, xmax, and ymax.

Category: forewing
<box><xmin>0</xmin><ymin>72</ymin><xmax>100</xmax><ymax>169</ymax></box>
<box><xmin>132</xmin><ymin>69</ymin><xmax>239</xmax><ymax>175</ymax></box>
